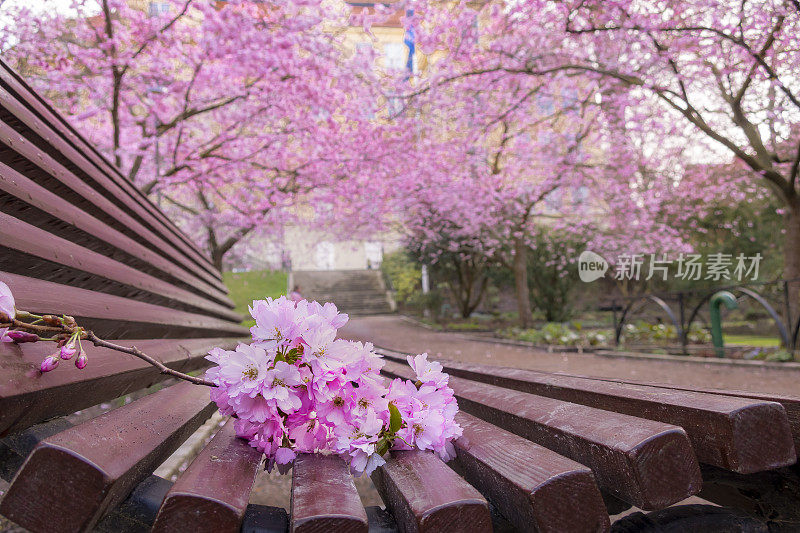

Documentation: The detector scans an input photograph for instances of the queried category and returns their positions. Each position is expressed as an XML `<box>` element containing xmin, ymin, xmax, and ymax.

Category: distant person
<box><xmin>289</xmin><ymin>285</ymin><xmax>303</xmax><ymax>303</ymax></box>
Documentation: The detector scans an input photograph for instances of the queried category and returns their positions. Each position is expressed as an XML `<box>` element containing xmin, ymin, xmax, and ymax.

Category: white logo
<box><xmin>578</xmin><ymin>251</ymin><xmax>608</xmax><ymax>282</ymax></box>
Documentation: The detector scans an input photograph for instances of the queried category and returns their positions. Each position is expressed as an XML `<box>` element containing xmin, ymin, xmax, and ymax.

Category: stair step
<box><xmin>292</xmin><ymin>270</ymin><xmax>392</xmax><ymax>315</ymax></box>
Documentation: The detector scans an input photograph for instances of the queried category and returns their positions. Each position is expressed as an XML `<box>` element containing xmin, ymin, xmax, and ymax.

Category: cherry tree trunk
<box><xmin>785</xmin><ymin>200</ymin><xmax>800</xmax><ymax>324</ymax></box>
<box><xmin>211</xmin><ymin>247</ymin><xmax>225</xmax><ymax>273</ymax></box>
<box><xmin>513</xmin><ymin>237</ymin><xmax>534</xmax><ymax>328</ymax></box>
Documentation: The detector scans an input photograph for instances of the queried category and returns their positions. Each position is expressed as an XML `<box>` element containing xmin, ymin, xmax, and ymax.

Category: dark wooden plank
<box><xmin>371</xmin><ymin>450</ymin><xmax>491</xmax><ymax>533</ymax></box>
<box><xmin>0</xmin><ymin>212</ymin><xmax>241</xmax><ymax>322</ymax></box>
<box><xmin>697</xmin><ymin>463</ymin><xmax>800</xmax><ymax>527</ymax></box>
<box><xmin>0</xmin><ymin>59</ymin><xmax>212</xmax><ymax>271</ymax></box>
<box><xmin>704</xmin><ymin>390</ymin><xmax>800</xmax><ymax>456</ymax></box>
<box><xmin>153</xmin><ymin>419</ymin><xmax>263</xmax><ymax>533</ymax></box>
<box><xmin>0</xmin><ymin>65</ymin><xmax>224</xmax><ymax>286</ymax></box>
<box><xmin>242</xmin><ymin>505</ymin><xmax>290</xmax><ymax>533</ymax></box>
<box><xmin>381</xmin><ymin>360</ymin><xmax>702</xmax><ymax>510</ymax></box>
<box><xmin>366</xmin><ymin>506</ymin><xmax>398</xmax><ymax>533</ymax></box>
<box><xmin>420</xmin><ymin>359</ymin><xmax>796</xmax><ymax>474</ymax></box>
<box><xmin>610</xmin><ymin>504</ymin><xmax>769</xmax><ymax>532</ymax></box>
<box><xmin>0</xmin><ymin>417</ymin><xmax>74</xmax><ymax>481</ymax></box>
<box><xmin>95</xmin><ymin>475</ymin><xmax>173</xmax><ymax>533</ymax></box>
<box><xmin>0</xmin><ymin>160</ymin><xmax>233</xmax><ymax>307</ymax></box>
<box><xmin>621</xmin><ymin>383</ymin><xmax>800</xmax><ymax>457</ymax></box>
<box><xmin>0</xmin><ymin>381</ymin><xmax>217</xmax><ymax>532</ymax></box>
<box><xmin>0</xmin><ymin>116</ymin><xmax>225</xmax><ymax>293</ymax></box>
<box><xmin>452</xmin><ymin>411</ymin><xmax>610</xmax><ymax>532</ymax></box>
<box><xmin>0</xmin><ymin>337</ymin><xmax>239</xmax><ymax>436</ymax></box>
<box><xmin>290</xmin><ymin>453</ymin><xmax>368</xmax><ymax>533</ymax></box>
<box><xmin>504</xmin><ymin>367</ymin><xmax>800</xmax><ymax>458</ymax></box>
<box><xmin>2</xmin><ymin>272</ymin><xmax>247</xmax><ymax>338</ymax></box>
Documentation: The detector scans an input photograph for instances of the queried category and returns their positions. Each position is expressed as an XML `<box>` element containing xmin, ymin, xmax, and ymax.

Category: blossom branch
<box><xmin>83</xmin><ymin>331</ymin><xmax>216</xmax><ymax>387</ymax></box>
<box><xmin>1</xmin><ymin>282</ymin><xmax>214</xmax><ymax>387</ymax></box>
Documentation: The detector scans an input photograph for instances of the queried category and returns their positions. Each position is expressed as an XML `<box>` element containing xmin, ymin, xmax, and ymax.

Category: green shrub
<box><xmin>500</xmin><ymin>323</ymin><xmax>612</xmax><ymax>346</ymax></box>
<box><xmin>765</xmin><ymin>350</ymin><xmax>795</xmax><ymax>362</ymax></box>
<box><xmin>381</xmin><ymin>251</ymin><xmax>422</xmax><ymax>305</ymax></box>
<box><xmin>406</xmin><ymin>290</ymin><xmax>444</xmax><ymax>316</ymax></box>
<box><xmin>527</xmin><ymin>231</ymin><xmax>585</xmax><ymax>322</ymax></box>
<box><xmin>620</xmin><ymin>320</ymin><xmax>710</xmax><ymax>344</ymax></box>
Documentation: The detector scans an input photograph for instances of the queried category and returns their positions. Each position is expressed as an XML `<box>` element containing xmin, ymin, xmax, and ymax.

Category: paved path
<box><xmin>340</xmin><ymin>315</ymin><xmax>800</xmax><ymax>396</ymax></box>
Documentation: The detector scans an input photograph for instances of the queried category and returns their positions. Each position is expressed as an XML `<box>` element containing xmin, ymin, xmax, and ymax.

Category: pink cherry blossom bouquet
<box><xmin>205</xmin><ymin>296</ymin><xmax>462</xmax><ymax>475</ymax></box>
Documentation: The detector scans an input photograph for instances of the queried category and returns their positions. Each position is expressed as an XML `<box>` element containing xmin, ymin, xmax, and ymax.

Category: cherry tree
<box><xmin>1</xmin><ymin>0</ymin><xmax>387</xmax><ymax>269</ymax></box>
<box><xmin>405</xmin><ymin>0</ymin><xmax>800</xmax><ymax>285</ymax></box>
<box><xmin>389</xmin><ymin>22</ymin><xmax>693</xmax><ymax>325</ymax></box>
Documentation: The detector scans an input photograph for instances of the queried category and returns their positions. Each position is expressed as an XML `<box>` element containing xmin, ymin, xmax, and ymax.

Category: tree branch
<box><xmin>85</xmin><ymin>331</ymin><xmax>215</xmax><ymax>386</ymax></box>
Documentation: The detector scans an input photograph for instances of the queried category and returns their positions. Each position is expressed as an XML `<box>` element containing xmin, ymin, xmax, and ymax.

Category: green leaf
<box><xmin>376</xmin><ymin>438</ymin><xmax>389</xmax><ymax>456</ymax></box>
<box><xmin>285</xmin><ymin>347</ymin><xmax>301</xmax><ymax>363</ymax></box>
<box><xmin>389</xmin><ymin>402</ymin><xmax>402</xmax><ymax>434</ymax></box>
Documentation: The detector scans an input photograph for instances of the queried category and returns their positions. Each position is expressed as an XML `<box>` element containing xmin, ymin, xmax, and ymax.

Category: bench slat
<box><xmin>290</xmin><ymin>453</ymin><xmax>368</xmax><ymax>533</ymax></box>
<box><xmin>421</xmin><ymin>358</ymin><xmax>796</xmax><ymax>474</ymax></box>
<box><xmin>372</xmin><ymin>450</ymin><xmax>491</xmax><ymax>533</ymax></box>
<box><xmin>452</xmin><ymin>411</ymin><xmax>610</xmax><ymax>532</ymax></box>
<box><xmin>0</xmin><ymin>381</ymin><xmax>217</xmax><ymax>532</ymax></box>
<box><xmin>0</xmin><ymin>69</ymin><xmax>226</xmax><ymax>288</ymax></box>
<box><xmin>0</xmin><ymin>60</ymin><xmax>218</xmax><ymax>277</ymax></box>
<box><xmin>2</xmin><ymin>272</ymin><xmax>247</xmax><ymax>338</ymax></box>
<box><xmin>592</xmin><ymin>379</ymin><xmax>800</xmax><ymax>457</ymax></box>
<box><xmin>382</xmin><ymin>360</ymin><xmax>701</xmax><ymax>510</ymax></box>
<box><xmin>153</xmin><ymin>419</ymin><xmax>263</xmax><ymax>533</ymax></box>
<box><xmin>0</xmin><ymin>115</ymin><xmax>226</xmax><ymax>294</ymax></box>
<box><xmin>0</xmin><ymin>115</ymin><xmax>225</xmax><ymax>290</ymax></box>
<box><xmin>0</xmin><ymin>212</ymin><xmax>242</xmax><ymax>322</ymax></box>
<box><xmin>0</xmin><ymin>160</ymin><xmax>233</xmax><ymax>307</ymax></box>
<box><xmin>0</xmin><ymin>337</ymin><xmax>237</xmax><ymax>436</ymax></box>
<box><xmin>493</xmin><ymin>366</ymin><xmax>800</xmax><ymax>458</ymax></box>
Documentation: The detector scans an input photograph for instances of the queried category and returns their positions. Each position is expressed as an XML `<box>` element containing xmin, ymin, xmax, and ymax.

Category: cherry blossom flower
<box><xmin>0</xmin><ymin>281</ymin><xmax>15</xmax><ymax>321</ymax></box>
<box><xmin>406</xmin><ymin>353</ymin><xmax>449</xmax><ymax>388</ymax></box>
<box><xmin>206</xmin><ymin>297</ymin><xmax>460</xmax><ymax>475</ymax></box>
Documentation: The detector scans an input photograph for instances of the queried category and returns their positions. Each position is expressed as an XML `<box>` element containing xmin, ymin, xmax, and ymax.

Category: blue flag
<box><xmin>404</xmin><ymin>9</ymin><xmax>415</xmax><ymax>74</ymax></box>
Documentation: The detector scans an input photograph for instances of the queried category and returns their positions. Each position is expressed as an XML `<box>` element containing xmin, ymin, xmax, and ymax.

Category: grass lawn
<box><xmin>723</xmin><ymin>334</ymin><xmax>781</xmax><ymax>347</ymax></box>
<box><xmin>223</xmin><ymin>270</ymin><xmax>287</xmax><ymax>325</ymax></box>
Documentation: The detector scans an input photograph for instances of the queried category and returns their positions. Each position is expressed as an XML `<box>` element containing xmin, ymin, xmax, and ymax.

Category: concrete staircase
<box><xmin>289</xmin><ymin>270</ymin><xmax>394</xmax><ymax>315</ymax></box>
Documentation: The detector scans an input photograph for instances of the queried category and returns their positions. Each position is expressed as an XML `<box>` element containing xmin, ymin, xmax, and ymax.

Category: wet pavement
<box><xmin>339</xmin><ymin>315</ymin><xmax>800</xmax><ymax>396</ymax></box>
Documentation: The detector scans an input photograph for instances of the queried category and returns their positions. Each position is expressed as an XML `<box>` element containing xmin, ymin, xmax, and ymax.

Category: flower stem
<box><xmin>84</xmin><ymin>331</ymin><xmax>216</xmax><ymax>387</ymax></box>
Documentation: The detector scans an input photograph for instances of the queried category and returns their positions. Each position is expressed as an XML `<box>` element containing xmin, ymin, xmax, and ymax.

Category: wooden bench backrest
<box><xmin>0</xmin><ymin>57</ymin><xmax>247</xmax><ymax>437</ymax></box>
<box><xmin>0</xmin><ymin>58</ymin><xmax>244</xmax><ymax>337</ymax></box>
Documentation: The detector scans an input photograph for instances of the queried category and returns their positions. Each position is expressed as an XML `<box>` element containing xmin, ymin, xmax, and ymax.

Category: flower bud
<box><xmin>60</xmin><ymin>343</ymin><xmax>77</xmax><ymax>360</ymax></box>
<box><xmin>42</xmin><ymin>315</ymin><xmax>62</xmax><ymax>326</ymax></box>
<box><xmin>40</xmin><ymin>355</ymin><xmax>59</xmax><ymax>372</ymax></box>
<box><xmin>7</xmin><ymin>330</ymin><xmax>38</xmax><ymax>343</ymax></box>
<box><xmin>75</xmin><ymin>353</ymin><xmax>88</xmax><ymax>369</ymax></box>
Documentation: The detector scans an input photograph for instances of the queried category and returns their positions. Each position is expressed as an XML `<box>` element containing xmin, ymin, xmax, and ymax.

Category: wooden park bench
<box><xmin>1</xmin><ymin>58</ymin><xmax>798</xmax><ymax>532</ymax></box>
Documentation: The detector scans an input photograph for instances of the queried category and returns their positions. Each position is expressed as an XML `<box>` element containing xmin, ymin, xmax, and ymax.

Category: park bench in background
<box><xmin>0</xmin><ymin>58</ymin><xmax>798</xmax><ymax>532</ymax></box>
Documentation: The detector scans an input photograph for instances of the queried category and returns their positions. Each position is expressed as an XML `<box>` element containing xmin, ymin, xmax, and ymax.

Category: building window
<box><xmin>315</xmin><ymin>242</ymin><xmax>335</xmax><ymax>271</ymax></box>
<box><xmin>383</xmin><ymin>42</ymin><xmax>406</xmax><ymax>72</ymax></box>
